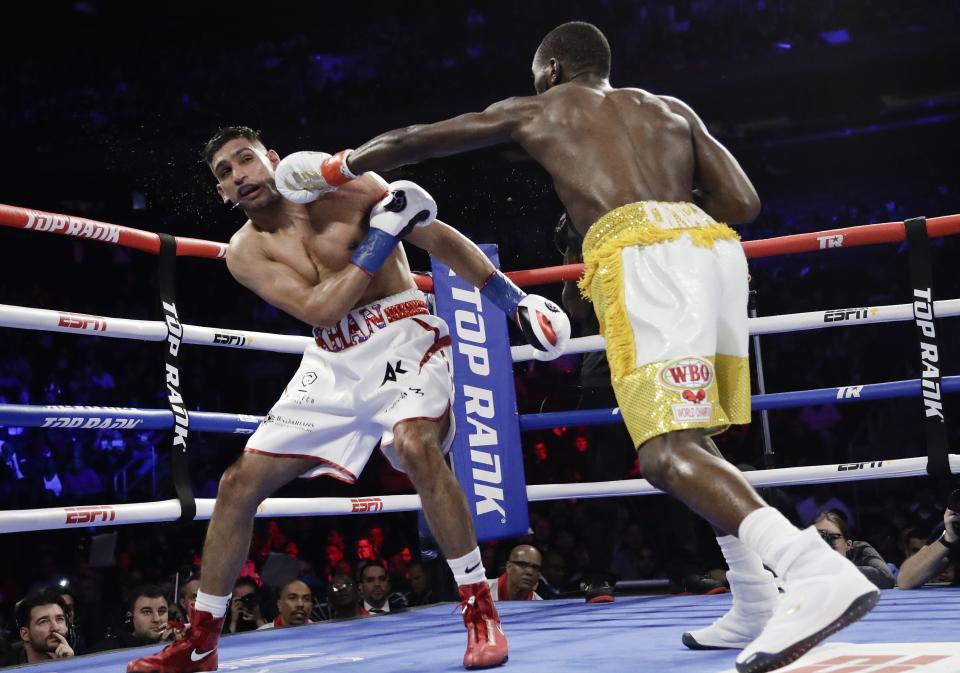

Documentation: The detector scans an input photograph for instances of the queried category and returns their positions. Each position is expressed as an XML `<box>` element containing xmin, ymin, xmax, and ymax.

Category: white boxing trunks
<box><xmin>245</xmin><ymin>289</ymin><xmax>455</xmax><ymax>482</ymax></box>
<box><xmin>578</xmin><ymin>202</ymin><xmax>751</xmax><ymax>448</ymax></box>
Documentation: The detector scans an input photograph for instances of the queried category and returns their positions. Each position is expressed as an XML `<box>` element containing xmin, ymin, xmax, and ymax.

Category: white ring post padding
<box><xmin>511</xmin><ymin>297</ymin><xmax>960</xmax><ymax>362</ymax></box>
<box><xmin>0</xmin><ymin>304</ymin><xmax>312</xmax><ymax>354</ymax></box>
<box><xmin>1</xmin><ymin>455</ymin><xmax>955</xmax><ymax>534</ymax></box>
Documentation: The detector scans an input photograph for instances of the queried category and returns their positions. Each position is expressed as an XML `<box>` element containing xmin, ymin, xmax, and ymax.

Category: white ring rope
<box><xmin>0</xmin><ymin>303</ymin><xmax>311</xmax><ymax>354</ymax></box>
<box><xmin>2</xmin><ymin>297</ymin><xmax>959</xmax><ymax>362</ymax></box>
<box><xmin>1</xmin><ymin>455</ymin><xmax>955</xmax><ymax>534</ymax></box>
<box><xmin>511</xmin><ymin>297</ymin><xmax>960</xmax><ymax>362</ymax></box>
<box><xmin>2</xmin><ymin>278</ymin><xmax>957</xmax><ymax>534</ymax></box>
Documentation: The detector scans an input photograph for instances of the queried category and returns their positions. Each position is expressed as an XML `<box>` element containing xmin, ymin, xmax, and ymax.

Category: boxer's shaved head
<box><xmin>203</xmin><ymin>126</ymin><xmax>265</xmax><ymax>166</ymax></box>
<box><xmin>534</xmin><ymin>22</ymin><xmax>611</xmax><ymax>78</ymax></box>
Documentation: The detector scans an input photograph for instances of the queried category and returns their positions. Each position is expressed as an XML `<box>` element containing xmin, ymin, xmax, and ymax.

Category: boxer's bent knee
<box><xmin>218</xmin><ymin>452</ymin><xmax>303</xmax><ymax>506</ymax></box>
<box><xmin>393</xmin><ymin>421</ymin><xmax>444</xmax><ymax>474</ymax></box>
<box><xmin>637</xmin><ymin>429</ymin><xmax>704</xmax><ymax>491</ymax></box>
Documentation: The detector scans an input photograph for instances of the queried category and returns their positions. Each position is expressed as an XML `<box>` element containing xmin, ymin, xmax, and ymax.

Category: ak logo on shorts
<box><xmin>380</xmin><ymin>360</ymin><xmax>408</xmax><ymax>387</ymax></box>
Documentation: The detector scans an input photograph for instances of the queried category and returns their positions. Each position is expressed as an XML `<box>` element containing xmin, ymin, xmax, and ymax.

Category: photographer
<box><xmin>897</xmin><ymin>489</ymin><xmax>960</xmax><ymax>589</ymax></box>
<box><xmin>813</xmin><ymin>512</ymin><xmax>895</xmax><ymax>589</ymax></box>
<box><xmin>226</xmin><ymin>577</ymin><xmax>267</xmax><ymax>633</ymax></box>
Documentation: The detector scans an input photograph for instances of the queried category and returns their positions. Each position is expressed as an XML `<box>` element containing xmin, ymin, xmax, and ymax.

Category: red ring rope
<box><xmin>2</xmin><ymin>203</ymin><xmax>957</xmax><ymax>291</ymax></box>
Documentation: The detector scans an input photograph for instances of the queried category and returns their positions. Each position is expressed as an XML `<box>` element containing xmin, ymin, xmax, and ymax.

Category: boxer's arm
<box><xmin>346</xmin><ymin>96</ymin><xmax>543</xmax><ymax>174</ymax></box>
<box><xmin>403</xmin><ymin>219</ymin><xmax>495</xmax><ymax>288</ymax></box>
<box><xmin>406</xmin><ymin>220</ymin><xmax>571</xmax><ymax>358</ymax></box>
<box><xmin>660</xmin><ymin>96</ymin><xmax>761</xmax><ymax>225</ymax></box>
<box><xmin>226</xmin><ymin>237</ymin><xmax>371</xmax><ymax>327</ymax></box>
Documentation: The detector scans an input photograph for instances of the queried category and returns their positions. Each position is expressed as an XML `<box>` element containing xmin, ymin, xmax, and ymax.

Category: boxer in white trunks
<box><xmin>272</xmin><ymin>21</ymin><xmax>881</xmax><ymax>673</ymax></box>
<box><xmin>127</xmin><ymin>126</ymin><xmax>570</xmax><ymax>673</ymax></box>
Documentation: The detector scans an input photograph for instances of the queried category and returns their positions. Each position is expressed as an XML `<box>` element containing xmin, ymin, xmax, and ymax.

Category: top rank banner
<box><xmin>431</xmin><ymin>245</ymin><xmax>530</xmax><ymax>541</ymax></box>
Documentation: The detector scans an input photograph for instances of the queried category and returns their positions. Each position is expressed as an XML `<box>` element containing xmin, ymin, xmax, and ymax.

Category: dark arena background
<box><xmin>0</xmin><ymin>2</ymin><xmax>958</xmax><ymax>672</ymax></box>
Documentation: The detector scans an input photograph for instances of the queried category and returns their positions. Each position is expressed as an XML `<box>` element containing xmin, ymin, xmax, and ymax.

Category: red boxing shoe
<box><xmin>459</xmin><ymin>582</ymin><xmax>508</xmax><ymax>669</ymax></box>
<box><xmin>127</xmin><ymin>606</ymin><xmax>224</xmax><ymax>673</ymax></box>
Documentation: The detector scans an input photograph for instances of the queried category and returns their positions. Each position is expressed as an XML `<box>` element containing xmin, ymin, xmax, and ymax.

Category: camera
<box><xmin>238</xmin><ymin>593</ymin><xmax>258</xmax><ymax>610</ymax></box>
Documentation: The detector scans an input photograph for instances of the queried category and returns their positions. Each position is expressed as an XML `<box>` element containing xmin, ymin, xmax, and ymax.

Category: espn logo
<box><xmin>65</xmin><ymin>506</ymin><xmax>117</xmax><ymax>524</ymax></box>
<box><xmin>351</xmin><ymin>497</ymin><xmax>384</xmax><ymax>513</ymax></box>
<box><xmin>58</xmin><ymin>313</ymin><xmax>107</xmax><ymax>331</ymax></box>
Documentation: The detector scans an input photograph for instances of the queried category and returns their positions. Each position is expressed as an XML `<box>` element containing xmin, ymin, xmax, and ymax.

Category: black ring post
<box><xmin>904</xmin><ymin>217</ymin><xmax>951</xmax><ymax>478</ymax></box>
<box><xmin>157</xmin><ymin>233</ymin><xmax>196</xmax><ymax>522</ymax></box>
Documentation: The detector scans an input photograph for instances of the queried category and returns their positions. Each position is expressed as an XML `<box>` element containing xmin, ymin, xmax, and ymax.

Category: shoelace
<box><xmin>459</xmin><ymin>595</ymin><xmax>477</xmax><ymax>616</ymax></box>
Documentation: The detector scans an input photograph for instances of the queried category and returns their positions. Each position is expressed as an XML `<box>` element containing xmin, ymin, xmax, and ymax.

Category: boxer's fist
<box><xmin>369</xmin><ymin>180</ymin><xmax>437</xmax><ymax>238</ymax></box>
<box><xmin>274</xmin><ymin>151</ymin><xmax>335</xmax><ymax>203</ymax></box>
<box><xmin>517</xmin><ymin>294</ymin><xmax>570</xmax><ymax>360</ymax></box>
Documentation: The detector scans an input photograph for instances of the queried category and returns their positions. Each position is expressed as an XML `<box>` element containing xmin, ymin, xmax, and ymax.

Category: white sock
<box><xmin>717</xmin><ymin>534</ymin><xmax>765</xmax><ymax>575</ymax></box>
<box><xmin>738</xmin><ymin>507</ymin><xmax>803</xmax><ymax>576</ymax></box>
<box><xmin>194</xmin><ymin>590</ymin><xmax>231</xmax><ymax>618</ymax></box>
<box><xmin>447</xmin><ymin>547</ymin><xmax>486</xmax><ymax>586</ymax></box>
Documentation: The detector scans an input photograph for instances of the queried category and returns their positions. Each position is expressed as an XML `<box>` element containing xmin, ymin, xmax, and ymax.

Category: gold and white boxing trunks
<box><xmin>578</xmin><ymin>201</ymin><xmax>751</xmax><ymax>448</ymax></box>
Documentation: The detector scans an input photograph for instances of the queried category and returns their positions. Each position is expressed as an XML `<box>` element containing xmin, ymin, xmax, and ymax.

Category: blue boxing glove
<box><xmin>480</xmin><ymin>271</ymin><xmax>571</xmax><ymax>360</ymax></box>
<box><xmin>350</xmin><ymin>180</ymin><xmax>437</xmax><ymax>277</ymax></box>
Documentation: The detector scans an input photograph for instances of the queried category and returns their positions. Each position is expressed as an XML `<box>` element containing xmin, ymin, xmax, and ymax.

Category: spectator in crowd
<box><xmin>813</xmin><ymin>512</ymin><xmax>894</xmax><ymax>589</ymax></box>
<box><xmin>326</xmin><ymin>574</ymin><xmax>361</xmax><ymax>620</ymax></box>
<box><xmin>488</xmin><ymin>545</ymin><xmax>543</xmax><ymax>601</ymax></box>
<box><xmin>39</xmin><ymin>457</ymin><xmax>64</xmax><ymax>501</ymax></box>
<box><xmin>610</xmin><ymin>522</ymin><xmax>659</xmax><ymax>581</ymax></box>
<box><xmin>366</xmin><ymin>526</ymin><xmax>386</xmax><ymax>559</ymax></box>
<box><xmin>258</xmin><ymin>579</ymin><xmax>315</xmax><ymax>629</ymax></box>
<box><xmin>358</xmin><ymin>562</ymin><xmax>405</xmax><ymax>615</ymax></box>
<box><xmin>327</xmin><ymin>529</ymin><xmax>346</xmax><ymax>551</ymax></box>
<box><xmin>90</xmin><ymin>584</ymin><xmax>183</xmax><ymax>652</ymax></box>
<box><xmin>404</xmin><ymin>562</ymin><xmax>436</xmax><ymax>607</ymax></box>
<box><xmin>62</xmin><ymin>452</ymin><xmax>104</xmax><ymax>502</ymax></box>
<box><xmin>389</xmin><ymin>546</ymin><xmax>414</xmax><ymax>586</ymax></box>
<box><xmin>58</xmin><ymin>583</ymin><xmax>85</xmax><ymax>654</ymax></box>
<box><xmin>902</xmin><ymin>526</ymin><xmax>930</xmax><ymax>560</ymax></box>
<box><xmin>322</xmin><ymin>543</ymin><xmax>349</xmax><ymax>582</ymax></box>
<box><xmin>2</xmin><ymin>587</ymin><xmax>74</xmax><ymax>665</ymax></box>
<box><xmin>0</xmin><ymin>438</ymin><xmax>26</xmax><ymax>482</ymax></box>
<box><xmin>537</xmin><ymin>550</ymin><xmax>571</xmax><ymax>598</ymax></box>
<box><xmin>177</xmin><ymin>574</ymin><xmax>201</xmax><ymax>624</ymax></box>
<box><xmin>355</xmin><ymin>538</ymin><xmax>378</xmax><ymax>564</ymax></box>
<box><xmin>225</xmin><ymin>577</ymin><xmax>267</xmax><ymax>633</ymax></box>
<box><xmin>897</xmin><ymin>501</ymin><xmax>959</xmax><ymax>589</ymax></box>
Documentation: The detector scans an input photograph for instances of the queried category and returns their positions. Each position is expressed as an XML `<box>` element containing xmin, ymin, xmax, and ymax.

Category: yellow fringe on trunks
<box><xmin>577</xmin><ymin>201</ymin><xmax>741</xmax><ymax>386</ymax></box>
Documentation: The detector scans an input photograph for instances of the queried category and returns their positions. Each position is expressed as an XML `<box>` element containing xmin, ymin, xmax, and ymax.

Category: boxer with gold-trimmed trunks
<box><xmin>578</xmin><ymin>200</ymin><xmax>750</xmax><ymax>449</ymax></box>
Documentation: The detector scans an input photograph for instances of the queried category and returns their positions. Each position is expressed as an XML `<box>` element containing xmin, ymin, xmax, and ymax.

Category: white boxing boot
<box><xmin>683</xmin><ymin>568</ymin><xmax>780</xmax><ymax>649</ymax></box>
<box><xmin>735</xmin><ymin>526</ymin><xmax>879</xmax><ymax>673</ymax></box>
